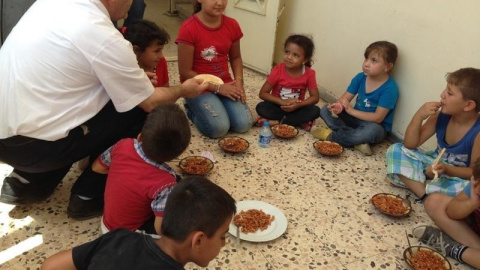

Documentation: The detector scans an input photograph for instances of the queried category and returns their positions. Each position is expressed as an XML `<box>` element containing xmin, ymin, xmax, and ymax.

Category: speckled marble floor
<box><xmin>0</xmin><ymin>62</ymin><xmax>473</xmax><ymax>270</ymax></box>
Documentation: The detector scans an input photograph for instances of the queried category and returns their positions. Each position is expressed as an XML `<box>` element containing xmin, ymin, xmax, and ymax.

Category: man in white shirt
<box><xmin>0</xmin><ymin>0</ymin><xmax>207</xmax><ymax>219</ymax></box>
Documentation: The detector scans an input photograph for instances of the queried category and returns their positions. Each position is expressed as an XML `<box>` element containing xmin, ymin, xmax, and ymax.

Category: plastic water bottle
<box><xmin>258</xmin><ymin>121</ymin><xmax>272</xmax><ymax>148</ymax></box>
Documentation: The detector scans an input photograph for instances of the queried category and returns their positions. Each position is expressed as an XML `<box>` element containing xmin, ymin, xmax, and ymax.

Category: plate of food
<box><xmin>178</xmin><ymin>156</ymin><xmax>214</xmax><ymax>175</ymax></box>
<box><xmin>271</xmin><ymin>124</ymin><xmax>298</xmax><ymax>139</ymax></box>
<box><xmin>313</xmin><ymin>141</ymin><xmax>344</xmax><ymax>156</ymax></box>
<box><xmin>228</xmin><ymin>200</ymin><xmax>287</xmax><ymax>242</ymax></box>
<box><xmin>370</xmin><ymin>193</ymin><xmax>412</xmax><ymax>217</ymax></box>
<box><xmin>403</xmin><ymin>246</ymin><xmax>451</xmax><ymax>270</ymax></box>
<box><xmin>218</xmin><ymin>136</ymin><xmax>249</xmax><ymax>153</ymax></box>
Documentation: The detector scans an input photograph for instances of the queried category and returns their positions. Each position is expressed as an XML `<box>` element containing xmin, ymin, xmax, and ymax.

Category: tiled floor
<box><xmin>0</xmin><ymin>62</ymin><xmax>473</xmax><ymax>269</ymax></box>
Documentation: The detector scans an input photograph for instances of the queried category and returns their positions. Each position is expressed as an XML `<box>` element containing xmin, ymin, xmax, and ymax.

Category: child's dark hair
<box><xmin>161</xmin><ymin>176</ymin><xmax>236</xmax><ymax>240</ymax></box>
<box><xmin>140</xmin><ymin>104</ymin><xmax>191</xmax><ymax>163</ymax></box>
<box><xmin>284</xmin><ymin>34</ymin><xmax>315</xmax><ymax>67</ymax></box>
<box><xmin>446</xmin><ymin>68</ymin><xmax>480</xmax><ymax>112</ymax></box>
<box><xmin>474</xmin><ymin>157</ymin><xmax>480</xmax><ymax>180</ymax></box>
<box><xmin>123</xmin><ymin>20</ymin><xmax>170</xmax><ymax>52</ymax></box>
<box><xmin>364</xmin><ymin>41</ymin><xmax>398</xmax><ymax>66</ymax></box>
<box><xmin>193</xmin><ymin>3</ymin><xmax>202</xmax><ymax>14</ymax></box>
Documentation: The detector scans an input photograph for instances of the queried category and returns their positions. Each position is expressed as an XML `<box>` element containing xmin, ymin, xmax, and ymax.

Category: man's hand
<box><xmin>181</xmin><ymin>77</ymin><xmax>209</xmax><ymax>98</ymax></box>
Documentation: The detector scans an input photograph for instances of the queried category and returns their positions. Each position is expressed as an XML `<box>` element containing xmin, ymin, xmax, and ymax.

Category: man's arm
<box><xmin>138</xmin><ymin>79</ymin><xmax>208</xmax><ymax>112</ymax></box>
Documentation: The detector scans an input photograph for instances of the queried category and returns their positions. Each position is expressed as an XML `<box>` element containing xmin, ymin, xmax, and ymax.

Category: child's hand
<box><xmin>328</xmin><ymin>103</ymin><xmax>343</xmax><ymax>115</ymax></box>
<box><xmin>280</xmin><ymin>100</ymin><xmax>301</xmax><ymax>112</ymax></box>
<box><xmin>416</xmin><ymin>102</ymin><xmax>442</xmax><ymax>120</ymax></box>
<box><xmin>338</xmin><ymin>98</ymin><xmax>352</xmax><ymax>113</ymax></box>
<box><xmin>426</xmin><ymin>163</ymin><xmax>447</xmax><ymax>179</ymax></box>
<box><xmin>219</xmin><ymin>82</ymin><xmax>244</xmax><ymax>102</ymax></box>
<box><xmin>470</xmin><ymin>177</ymin><xmax>480</xmax><ymax>205</ymax></box>
<box><xmin>146</xmin><ymin>71</ymin><xmax>158</xmax><ymax>86</ymax></box>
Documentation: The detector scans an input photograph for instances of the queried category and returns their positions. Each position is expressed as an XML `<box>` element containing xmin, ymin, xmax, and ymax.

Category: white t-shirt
<box><xmin>0</xmin><ymin>0</ymin><xmax>154</xmax><ymax>141</ymax></box>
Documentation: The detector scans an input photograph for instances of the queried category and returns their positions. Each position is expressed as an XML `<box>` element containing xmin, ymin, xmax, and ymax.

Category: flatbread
<box><xmin>194</xmin><ymin>74</ymin><xmax>224</xmax><ymax>85</ymax></box>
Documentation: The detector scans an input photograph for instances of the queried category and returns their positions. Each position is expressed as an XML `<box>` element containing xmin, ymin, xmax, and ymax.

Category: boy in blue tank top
<box><xmin>386</xmin><ymin>68</ymin><xmax>480</xmax><ymax>200</ymax></box>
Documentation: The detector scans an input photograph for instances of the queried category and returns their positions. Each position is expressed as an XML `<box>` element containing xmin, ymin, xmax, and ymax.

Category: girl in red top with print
<box><xmin>255</xmin><ymin>34</ymin><xmax>320</xmax><ymax>131</ymax></box>
<box><xmin>123</xmin><ymin>20</ymin><xmax>170</xmax><ymax>87</ymax></box>
<box><xmin>176</xmin><ymin>0</ymin><xmax>253</xmax><ymax>139</ymax></box>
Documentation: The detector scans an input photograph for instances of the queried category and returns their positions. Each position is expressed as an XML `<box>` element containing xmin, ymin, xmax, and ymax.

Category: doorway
<box><xmin>141</xmin><ymin>0</ymin><xmax>193</xmax><ymax>61</ymax></box>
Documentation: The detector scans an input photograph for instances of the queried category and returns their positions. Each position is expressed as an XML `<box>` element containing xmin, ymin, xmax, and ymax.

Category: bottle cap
<box><xmin>263</xmin><ymin>121</ymin><xmax>269</xmax><ymax>127</ymax></box>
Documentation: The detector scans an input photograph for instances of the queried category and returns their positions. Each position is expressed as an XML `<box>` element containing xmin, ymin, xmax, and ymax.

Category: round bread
<box><xmin>194</xmin><ymin>74</ymin><xmax>224</xmax><ymax>85</ymax></box>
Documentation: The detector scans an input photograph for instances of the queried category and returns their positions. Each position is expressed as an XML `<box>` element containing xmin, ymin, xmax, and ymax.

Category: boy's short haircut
<box><xmin>141</xmin><ymin>104</ymin><xmax>191</xmax><ymax>163</ymax></box>
<box><xmin>161</xmin><ymin>176</ymin><xmax>236</xmax><ymax>240</ymax></box>
<box><xmin>473</xmin><ymin>157</ymin><xmax>480</xmax><ymax>179</ymax></box>
<box><xmin>364</xmin><ymin>41</ymin><xmax>398</xmax><ymax>65</ymax></box>
<box><xmin>123</xmin><ymin>19</ymin><xmax>170</xmax><ymax>51</ymax></box>
<box><xmin>446</xmin><ymin>68</ymin><xmax>480</xmax><ymax>112</ymax></box>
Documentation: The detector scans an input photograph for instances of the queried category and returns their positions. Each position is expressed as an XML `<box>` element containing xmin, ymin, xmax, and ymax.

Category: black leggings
<box><xmin>0</xmin><ymin>101</ymin><xmax>147</xmax><ymax>198</ymax></box>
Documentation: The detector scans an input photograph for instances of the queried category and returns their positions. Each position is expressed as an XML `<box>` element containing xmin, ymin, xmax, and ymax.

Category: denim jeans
<box><xmin>256</xmin><ymin>101</ymin><xmax>320</xmax><ymax>126</ymax></box>
<box><xmin>185</xmin><ymin>93</ymin><xmax>253</xmax><ymax>138</ymax></box>
<box><xmin>319</xmin><ymin>104</ymin><xmax>386</xmax><ymax>147</ymax></box>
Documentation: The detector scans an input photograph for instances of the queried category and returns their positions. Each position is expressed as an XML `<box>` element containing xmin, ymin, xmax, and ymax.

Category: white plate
<box><xmin>228</xmin><ymin>200</ymin><xmax>288</xmax><ymax>242</ymax></box>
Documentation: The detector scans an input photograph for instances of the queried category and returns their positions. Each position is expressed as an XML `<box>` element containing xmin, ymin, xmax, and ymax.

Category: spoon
<box><xmin>279</xmin><ymin>115</ymin><xmax>286</xmax><ymax>125</ymax></box>
<box><xmin>405</xmin><ymin>230</ymin><xmax>413</xmax><ymax>257</ymax></box>
<box><xmin>236</xmin><ymin>225</ymin><xmax>241</xmax><ymax>247</ymax></box>
<box><xmin>432</xmin><ymin>148</ymin><xmax>446</xmax><ymax>180</ymax></box>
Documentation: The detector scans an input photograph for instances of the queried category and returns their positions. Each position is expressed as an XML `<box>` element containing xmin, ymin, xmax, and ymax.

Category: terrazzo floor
<box><xmin>0</xmin><ymin>62</ymin><xmax>473</xmax><ymax>270</ymax></box>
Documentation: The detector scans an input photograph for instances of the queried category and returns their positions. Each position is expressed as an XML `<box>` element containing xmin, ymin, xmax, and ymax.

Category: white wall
<box><xmin>274</xmin><ymin>0</ymin><xmax>480</xmax><ymax>149</ymax></box>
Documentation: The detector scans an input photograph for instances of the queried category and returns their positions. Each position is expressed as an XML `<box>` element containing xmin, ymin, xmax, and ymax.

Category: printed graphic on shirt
<box><xmin>279</xmin><ymin>87</ymin><xmax>301</xmax><ymax>100</ymax></box>
<box><xmin>364</xmin><ymin>98</ymin><xmax>371</xmax><ymax>108</ymax></box>
<box><xmin>444</xmin><ymin>152</ymin><xmax>468</xmax><ymax>167</ymax></box>
<box><xmin>201</xmin><ymin>46</ymin><xmax>217</xmax><ymax>61</ymax></box>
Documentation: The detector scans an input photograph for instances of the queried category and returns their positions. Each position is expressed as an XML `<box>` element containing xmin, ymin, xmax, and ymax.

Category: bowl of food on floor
<box><xmin>403</xmin><ymin>245</ymin><xmax>451</xmax><ymax>270</ymax></box>
<box><xmin>271</xmin><ymin>124</ymin><xmax>298</xmax><ymax>139</ymax></box>
<box><xmin>313</xmin><ymin>140</ymin><xmax>344</xmax><ymax>156</ymax></box>
<box><xmin>218</xmin><ymin>136</ymin><xmax>249</xmax><ymax>153</ymax></box>
<box><xmin>178</xmin><ymin>156</ymin><xmax>214</xmax><ymax>175</ymax></box>
<box><xmin>370</xmin><ymin>193</ymin><xmax>412</xmax><ymax>217</ymax></box>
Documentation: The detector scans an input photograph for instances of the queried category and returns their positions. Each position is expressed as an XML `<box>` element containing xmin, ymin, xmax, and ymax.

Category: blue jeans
<box><xmin>319</xmin><ymin>104</ymin><xmax>386</xmax><ymax>147</ymax></box>
<box><xmin>185</xmin><ymin>93</ymin><xmax>254</xmax><ymax>138</ymax></box>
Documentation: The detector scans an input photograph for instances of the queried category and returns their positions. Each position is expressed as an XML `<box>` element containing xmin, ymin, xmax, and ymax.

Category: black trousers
<box><xmin>0</xmin><ymin>101</ymin><xmax>147</xmax><ymax>198</ymax></box>
<box><xmin>255</xmin><ymin>101</ymin><xmax>320</xmax><ymax>126</ymax></box>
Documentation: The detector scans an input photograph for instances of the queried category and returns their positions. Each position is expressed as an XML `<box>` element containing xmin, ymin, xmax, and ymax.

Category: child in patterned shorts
<box><xmin>386</xmin><ymin>68</ymin><xmax>480</xmax><ymax>200</ymax></box>
<box><xmin>413</xmin><ymin>158</ymin><xmax>480</xmax><ymax>268</ymax></box>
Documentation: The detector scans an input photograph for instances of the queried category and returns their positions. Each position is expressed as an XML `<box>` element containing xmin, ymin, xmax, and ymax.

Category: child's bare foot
<box><xmin>300</xmin><ymin>120</ymin><xmax>315</xmax><ymax>131</ymax></box>
<box><xmin>254</xmin><ymin>117</ymin><xmax>279</xmax><ymax>127</ymax></box>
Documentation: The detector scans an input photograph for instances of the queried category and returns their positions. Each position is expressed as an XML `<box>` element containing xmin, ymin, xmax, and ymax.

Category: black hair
<box><xmin>193</xmin><ymin>3</ymin><xmax>202</xmax><ymax>14</ymax></box>
<box><xmin>284</xmin><ymin>34</ymin><xmax>315</xmax><ymax>67</ymax></box>
<box><xmin>446</xmin><ymin>68</ymin><xmax>480</xmax><ymax>112</ymax></box>
<box><xmin>140</xmin><ymin>104</ymin><xmax>191</xmax><ymax>163</ymax></box>
<box><xmin>364</xmin><ymin>41</ymin><xmax>398</xmax><ymax>66</ymax></box>
<box><xmin>123</xmin><ymin>19</ymin><xmax>170</xmax><ymax>52</ymax></box>
<box><xmin>161</xmin><ymin>176</ymin><xmax>236</xmax><ymax>240</ymax></box>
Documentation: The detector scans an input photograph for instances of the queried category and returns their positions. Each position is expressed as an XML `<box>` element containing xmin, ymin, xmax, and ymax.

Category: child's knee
<box><xmin>423</xmin><ymin>193</ymin><xmax>447</xmax><ymax>219</ymax></box>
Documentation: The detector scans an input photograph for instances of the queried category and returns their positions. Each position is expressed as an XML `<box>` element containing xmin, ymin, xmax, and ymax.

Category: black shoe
<box><xmin>0</xmin><ymin>177</ymin><xmax>54</xmax><ymax>205</ymax></box>
<box><xmin>67</xmin><ymin>194</ymin><xmax>103</xmax><ymax>220</ymax></box>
